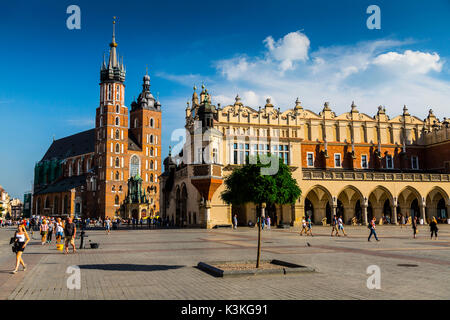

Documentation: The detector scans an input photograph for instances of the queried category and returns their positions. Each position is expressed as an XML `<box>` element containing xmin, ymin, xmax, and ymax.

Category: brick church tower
<box><xmin>95</xmin><ymin>19</ymin><xmax>129</xmax><ymax>218</ymax></box>
<box><xmin>93</xmin><ymin>19</ymin><xmax>162</xmax><ymax>219</ymax></box>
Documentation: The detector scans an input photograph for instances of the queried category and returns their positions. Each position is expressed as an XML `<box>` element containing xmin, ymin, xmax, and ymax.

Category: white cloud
<box><xmin>373</xmin><ymin>50</ymin><xmax>443</xmax><ymax>74</ymax></box>
<box><xmin>263</xmin><ymin>31</ymin><xmax>310</xmax><ymax>71</ymax></box>
<box><xmin>162</xmin><ymin>32</ymin><xmax>450</xmax><ymax>120</ymax></box>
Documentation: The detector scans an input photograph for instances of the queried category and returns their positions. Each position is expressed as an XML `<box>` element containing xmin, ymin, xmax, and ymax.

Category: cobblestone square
<box><xmin>1</xmin><ymin>224</ymin><xmax>449</xmax><ymax>300</ymax></box>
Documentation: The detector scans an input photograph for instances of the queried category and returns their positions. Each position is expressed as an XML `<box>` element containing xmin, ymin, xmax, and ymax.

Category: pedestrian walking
<box><xmin>306</xmin><ymin>216</ymin><xmax>313</xmax><ymax>236</ymax></box>
<box><xmin>64</xmin><ymin>217</ymin><xmax>77</xmax><ymax>254</ymax></box>
<box><xmin>11</xmin><ymin>224</ymin><xmax>30</xmax><ymax>274</ymax></box>
<box><xmin>266</xmin><ymin>216</ymin><xmax>271</xmax><ymax>230</ymax></box>
<box><xmin>412</xmin><ymin>216</ymin><xmax>418</xmax><ymax>239</ymax></box>
<box><xmin>368</xmin><ymin>217</ymin><xmax>380</xmax><ymax>242</ymax></box>
<box><xmin>430</xmin><ymin>217</ymin><xmax>438</xmax><ymax>240</ymax></box>
<box><xmin>233</xmin><ymin>214</ymin><xmax>238</xmax><ymax>229</ymax></box>
<box><xmin>300</xmin><ymin>218</ymin><xmax>308</xmax><ymax>236</ymax></box>
<box><xmin>331</xmin><ymin>215</ymin><xmax>339</xmax><ymax>237</ymax></box>
<box><xmin>338</xmin><ymin>216</ymin><xmax>347</xmax><ymax>236</ymax></box>
<box><xmin>261</xmin><ymin>216</ymin><xmax>265</xmax><ymax>230</ymax></box>
<box><xmin>47</xmin><ymin>220</ymin><xmax>54</xmax><ymax>244</ymax></box>
<box><xmin>105</xmin><ymin>217</ymin><xmax>111</xmax><ymax>234</ymax></box>
<box><xmin>40</xmin><ymin>220</ymin><xmax>49</xmax><ymax>245</ymax></box>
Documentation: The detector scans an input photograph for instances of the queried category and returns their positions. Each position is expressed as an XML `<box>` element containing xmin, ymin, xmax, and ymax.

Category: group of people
<box><xmin>10</xmin><ymin>216</ymin><xmax>77</xmax><ymax>274</ymax></box>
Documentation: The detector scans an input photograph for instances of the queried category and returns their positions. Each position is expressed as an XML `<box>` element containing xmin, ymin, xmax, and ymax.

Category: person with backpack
<box><xmin>368</xmin><ymin>217</ymin><xmax>379</xmax><ymax>242</ymax></box>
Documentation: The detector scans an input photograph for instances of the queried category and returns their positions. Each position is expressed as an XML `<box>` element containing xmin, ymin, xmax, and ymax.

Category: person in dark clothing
<box><xmin>429</xmin><ymin>217</ymin><xmax>439</xmax><ymax>240</ymax></box>
<box><xmin>412</xmin><ymin>216</ymin><xmax>418</xmax><ymax>239</ymax></box>
<box><xmin>64</xmin><ymin>217</ymin><xmax>77</xmax><ymax>254</ymax></box>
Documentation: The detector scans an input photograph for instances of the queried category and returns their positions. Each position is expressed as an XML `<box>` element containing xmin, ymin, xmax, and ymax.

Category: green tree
<box><xmin>221</xmin><ymin>156</ymin><xmax>301</xmax><ymax>267</ymax></box>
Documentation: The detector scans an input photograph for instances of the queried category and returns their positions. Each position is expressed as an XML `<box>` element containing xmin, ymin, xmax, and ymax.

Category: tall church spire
<box><xmin>101</xmin><ymin>17</ymin><xmax>126</xmax><ymax>83</ymax></box>
<box><xmin>108</xmin><ymin>17</ymin><xmax>118</xmax><ymax>69</ymax></box>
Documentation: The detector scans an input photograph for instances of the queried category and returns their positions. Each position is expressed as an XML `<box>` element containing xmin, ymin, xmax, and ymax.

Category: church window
<box><xmin>115</xmin><ymin>117</ymin><xmax>120</xmax><ymax>126</ymax></box>
<box><xmin>119</xmin><ymin>185</ymin><xmax>122</xmax><ymax>192</ymax></box>
<box><xmin>115</xmin><ymin>195</ymin><xmax>119</xmax><ymax>205</ymax></box>
<box><xmin>149</xmin><ymin>135</ymin><xmax>153</xmax><ymax>144</ymax></box>
<box><xmin>108</xmin><ymin>84</ymin><xmax>112</xmax><ymax>100</ymax></box>
<box><xmin>112</xmin><ymin>185</ymin><xmax>116</xmax><ymax>192</ymax></box>
<box><xmin>115</xmin><ymin>157</ymin><xmax>120</xmax><ymax>167</ymax></box>
<box><xmin>150</xmin><ymin>147</ymin><xmax>154</xmax><ymax>157</ymax></box>
<box><xmin>116</xmin><ymin>85</ymin><xmax>120</xmax><ymax>100</ymax></box>
<box><xmin>115</xmin><ymin>129</ymin><xmax>120</xmax><ymax>140</ymax></box>
<box><xmin>115</xmin><ymin>143</ymin><xmax>120</xmax><ymax>153</ymax></box>
<box><xmin>150</xmin><ymin>174</ymin><xmax>153</xmax><ymax>182</ymax></box>
<box><xmin>115</xmin><ymin>171</ymin><xmax>120</xmax><ymax>180</ymax></box>
<box><xmin>116</xmin><ymin>105</ymin><xmax>120</xmax><ymax>113</ymax></box>
<box><xmin>150</xmin><ymin>160</ymin><xmax>154</xmax><ymax>170</ymax></box>
<box><xmin>150</xmin><ymin>118</ymin><xmax>154</xmax><ymax>128</ymax></box>
<box><xmin>130</xmin><ymin>155</ymin><xmax>140</xmax><ymax>177</ymax></box>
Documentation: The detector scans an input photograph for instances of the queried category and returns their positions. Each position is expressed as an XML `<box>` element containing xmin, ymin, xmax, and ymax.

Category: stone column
<box><xmin>205</xmin><ymin>200</ymin><xmax>212</xmax><ymax>229</ymax></box>
<box><xmin>392</xmin><ymin>205</ymin><xmax>398</xmax><ymax>225</ymax></box>
<box><xmin>332</xmin><ymin>205</ymin><xmax>337</xmax><ymax>218</ymax></box>
<box><xmin>420</xmin><ymin>205</ymin><xmax>427</xmax><ymax>225</ymax></box>
<box><xmin>362</xmin><ymin>205</ymin><xmax>368</xmax><ymax>225</ymax></box>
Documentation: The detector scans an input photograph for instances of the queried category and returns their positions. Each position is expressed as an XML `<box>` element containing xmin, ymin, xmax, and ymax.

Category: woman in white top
<box><xmin>12</xmin><ymin>224</ymin><xmax>30</xmax><ymax>274</ymax></box>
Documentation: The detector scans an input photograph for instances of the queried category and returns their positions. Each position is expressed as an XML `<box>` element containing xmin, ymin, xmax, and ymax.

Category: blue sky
<box><xmin>1</xmin><ymin>0</ymin><xmax>449</xmax><ymax>198</ymax></box>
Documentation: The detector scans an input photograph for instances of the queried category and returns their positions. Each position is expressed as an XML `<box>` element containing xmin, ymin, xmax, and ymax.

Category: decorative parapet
<box><xmin>302</xmin><ymin>169</ymin><xmax>450</xmax><ymax>182</ymax></box>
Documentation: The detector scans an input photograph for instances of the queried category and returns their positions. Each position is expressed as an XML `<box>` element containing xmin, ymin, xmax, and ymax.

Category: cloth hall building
<box><xmin>160</xmin><ymin>88</ymin><xmax>450</xmax><ymax>228</ymax></box>
<box><xmin>33</xmin><ymin>23</ymin><xmax>162</xmax><ymax>219</ymax></box>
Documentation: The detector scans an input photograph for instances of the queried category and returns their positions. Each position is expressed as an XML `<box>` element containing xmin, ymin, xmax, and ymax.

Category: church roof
<box><xmin>41</xmin><ymin>129</ymin><xmax>95</xmax><ymax>161</ymax></box>
<box><xmin>34</xmin><ymin>174</ymin><xmax>87</xmax><ymax>195</ymax></box>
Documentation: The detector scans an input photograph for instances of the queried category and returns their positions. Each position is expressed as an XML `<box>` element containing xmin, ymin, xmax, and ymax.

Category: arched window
<box><xmin>112</xmin><ymin>185</ymin><xmax>116</xmax><ymax>191</ymax></box>
<box><xmin>150</xmin><ymin>135</ymin><xmax>153</xmax><ymax>144</ymax></box>
<box><xmin>116</xmin><ymin>104</ymin><xmax>120</xmax><ymax>113</ymax></box>
<box><xmin>130</xmin><ymin>155</ymin><xmax>140</xmax><ymax>177</ymax></box>
<box><xmin>150</xmin><ymin>147</ymin><xmax>154</xmax><ymax>156</ymax></box>
<box><xmin>150</xmin><ymin>118</ymin><xmax>154</xmax><ymax>128</ymax></box>
<box><xmin>115</xmin><ymin>171</ymin><xmax>120</xmax><ymax>180</ymax></box>
<box><xmin>115</xmin><ymin>129</ymin><xmax>120</xmax><ymax>140</ymax></box>
<box><xmin>150</xmin><ymin>160</ymin><xmax>154</xmax><ymax>170</ymax></box>
<box><xmin>115</xmin><ymin>195</ymin><xmax>119</xmax><ymax>205</ymax></box>
<box><xmin>115</xmin><ymin>143</ymin><xmax>120</xmax><ymax>153</ymax></box>
<box><xmin>119</xmin><ymin>185</ymin><xmax>122</xmax><ymax>192</ymax></box>
<box><xmin>115</xmin><ymin>117</ymin><xmax>120</xmax><ymax>126</ymax></box>
<box><xmin>115</xmin><ymin>157</ymin><xmax>120</xmax><ymax>167</ymax></box>
<box><xmin>150</xmin><ymin>173</ymin><xmax>154</xmax><ymax>182</ymax></box>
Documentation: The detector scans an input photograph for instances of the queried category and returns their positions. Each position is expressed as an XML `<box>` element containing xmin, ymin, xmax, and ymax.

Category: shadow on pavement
<box><xmin>78</xmin><ymin>264</ymin><xmax>185</xmax><ymax>271</ymax></box>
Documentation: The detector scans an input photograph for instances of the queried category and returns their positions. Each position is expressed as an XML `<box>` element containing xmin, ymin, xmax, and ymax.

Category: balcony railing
<box><xmin>302</xmin><ymin>169</ymin><xmax>450</xmax><ymax>182</ymax></box>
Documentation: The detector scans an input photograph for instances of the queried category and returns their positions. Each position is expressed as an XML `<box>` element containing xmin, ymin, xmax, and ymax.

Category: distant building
<box><xmin>10</xmin><ymin>198</ymin><xmax>23</xmax><ymax>219</ymax></box>
<box><xmin>23</xmin><ymin>193</ymin><xmax>32</xmax><ymax>218</ymax></box>
<box><xmin>32</xmin><ymin>21</ymin><xmax>161</xmax><ymax>220</ymax></box>
<box><xmin>0</xmin><ymin>185</ymin><xmax>11</xmax><ymax>219</ymax></box>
